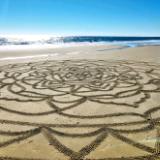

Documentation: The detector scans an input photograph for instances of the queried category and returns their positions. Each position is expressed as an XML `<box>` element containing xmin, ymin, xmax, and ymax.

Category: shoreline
<box><xmin>0</xmin><ymin>45</ymin><xmax>160</xmax><ymax>65</ymax></box>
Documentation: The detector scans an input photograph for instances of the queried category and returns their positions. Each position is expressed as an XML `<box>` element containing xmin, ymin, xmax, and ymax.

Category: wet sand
<box><xmin>0</xmin><ymin>45</ymin><xmax>160</xmax><ymax>160</ymax></box>
<box><xmin>0</xmin><ymin>45</ymin><xmax>160</xmax><ymax>63</ymax></box>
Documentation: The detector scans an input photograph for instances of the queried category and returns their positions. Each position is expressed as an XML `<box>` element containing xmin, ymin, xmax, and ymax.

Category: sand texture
<box><xmin>0</xmin><ymin>46</ymin><xmax>160</xmax><ymax>160</ymax></box>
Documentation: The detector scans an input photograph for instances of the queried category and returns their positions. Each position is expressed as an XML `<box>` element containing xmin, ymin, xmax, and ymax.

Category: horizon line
<box><xmin>1</xmin><ymin>34</ymin><xmax>160</xmax><ymax>38</ymax></box>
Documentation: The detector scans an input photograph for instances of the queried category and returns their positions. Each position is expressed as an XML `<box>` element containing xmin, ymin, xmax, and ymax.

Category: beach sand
<box><xmin>0</xmin><ymin>45</ymin><xmax>160</xmax><ymax>160</ymax></box>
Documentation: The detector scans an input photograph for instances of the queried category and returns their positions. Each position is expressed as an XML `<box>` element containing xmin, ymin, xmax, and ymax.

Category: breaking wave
<box><xmin>0</xmin><ymin>36</ymin><xmax>160</xmax><ymax>49</ymax></box>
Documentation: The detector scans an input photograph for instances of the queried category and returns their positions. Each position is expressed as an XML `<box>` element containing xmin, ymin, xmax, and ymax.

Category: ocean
<box><xmin>0</xmin><ymin>36</ymin><xmax>160</xmax><ymax>49</ymax></box>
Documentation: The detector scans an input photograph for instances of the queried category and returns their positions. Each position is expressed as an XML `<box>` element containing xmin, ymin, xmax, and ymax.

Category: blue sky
<box><xmin>0</xmin><ymin>0</ymin><xmax>160</xmax><ymax>36</ymax></box>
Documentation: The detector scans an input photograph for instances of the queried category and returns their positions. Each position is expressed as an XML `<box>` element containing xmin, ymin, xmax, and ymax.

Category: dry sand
<box><xmin>0</xmin><ymin>45</ymin><xmax>160</xmax><ymax>160</ymax></box>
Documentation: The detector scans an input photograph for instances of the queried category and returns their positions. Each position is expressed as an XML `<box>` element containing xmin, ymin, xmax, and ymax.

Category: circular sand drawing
<box><xmin>0</xmin><ymin>60</ymin><xmax>160</xmax><ymax>159</ymax></box>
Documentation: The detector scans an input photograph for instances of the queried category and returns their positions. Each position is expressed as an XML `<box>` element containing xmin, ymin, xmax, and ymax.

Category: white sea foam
<box><xmin>113</xmin><ymin>40</ymin><xmax>160</xmax><ymax>47</ymax></box>
<box><xmin>0</xmin><ymin>42</ymin><xmax>109</xmax><ymax>51</ymax></box>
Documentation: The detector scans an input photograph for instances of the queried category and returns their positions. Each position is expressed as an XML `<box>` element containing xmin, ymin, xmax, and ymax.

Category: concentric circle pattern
<box><xmin>0</xmin><ymin>60</ymin><xmax>160</xmax><ymax>160</ymax></box>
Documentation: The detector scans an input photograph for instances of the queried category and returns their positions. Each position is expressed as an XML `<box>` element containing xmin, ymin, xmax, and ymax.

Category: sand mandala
<box><xmin>0</xmin><ymin>60</ymin><xmax>160</xmax><ymax>160</ymax></box>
